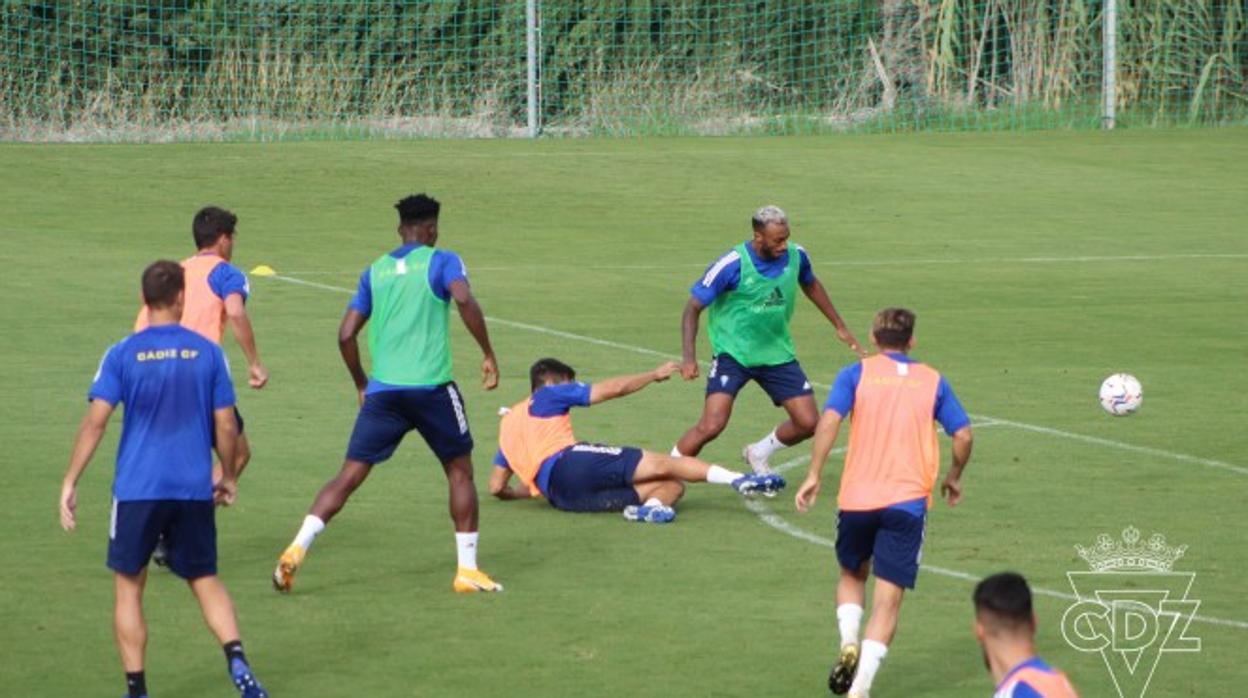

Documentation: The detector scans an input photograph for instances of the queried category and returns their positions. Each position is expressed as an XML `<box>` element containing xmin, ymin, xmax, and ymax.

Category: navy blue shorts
<box><xmin>836</xmin><ymin>505</ymin><xmax>926</xmax><ymax>589</ymax></box>
<box><xmin>546</xmin><ymin>443</ymin><xmax>643</xmax><ymax>512</ymax></box>
<box><xmin>108</xmin><ymin>499</ymin><xmax>217</xmax><ymax>579</ymax></box>
<box><xmin>346</xmin><ymin>384</ymin><xmax>473</xmax><ymax>466</ymax></box>
<box><xmin>706</xmin><ymin>353</ymin><xmax>813</xmax><ymax>406</ymax></box>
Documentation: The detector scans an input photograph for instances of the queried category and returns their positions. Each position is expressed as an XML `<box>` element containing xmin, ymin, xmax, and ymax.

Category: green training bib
<box><xmin>707</xmin><ymin>242</ymin><xmax>798</xmax><ymax>367</ymax></box>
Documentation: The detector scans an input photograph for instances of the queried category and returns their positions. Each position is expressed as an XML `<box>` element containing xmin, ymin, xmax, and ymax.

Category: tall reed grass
<box><xmin>1</xmin><ymin>0</ymin><xmax>1243</xmax><ymax>141</ymax></box>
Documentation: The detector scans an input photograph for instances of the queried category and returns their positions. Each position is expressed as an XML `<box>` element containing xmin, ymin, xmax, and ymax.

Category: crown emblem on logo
<box><xmin>1075</xmin><ymin>526</ymin><xmax>1187</xmax><ymax>572</ymax></box>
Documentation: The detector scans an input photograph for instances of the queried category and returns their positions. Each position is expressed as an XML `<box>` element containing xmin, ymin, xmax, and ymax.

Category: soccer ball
<box><xmin>1099</xmin><ymin>373</ymin><xmax>1143</xmax><ymax>416</ymax></box>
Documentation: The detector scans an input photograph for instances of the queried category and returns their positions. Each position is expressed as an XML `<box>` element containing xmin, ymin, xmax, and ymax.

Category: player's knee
<box><xmin>696</xmin><ymin>415</ymin><xmax>728</xmax><ymax>439</ymax></box>
<box><xmin>444</xmin><ymin>456</ymin><xmax>475</xmax><ymax>484</ymax></box>
<box><xmin>792</xmin><ymin>412</ymin><xmax>818</xmax><ymax>438</ymax></box>
<box><xmin>670</xmin><ymin>481</ymin><xmax>686</xmax><ymax>503</ymax></box>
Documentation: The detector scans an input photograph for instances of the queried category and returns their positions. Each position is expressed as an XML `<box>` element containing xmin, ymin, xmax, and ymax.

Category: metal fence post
<box><xmin>526</xmin><ymin>0</ymin><xmax>541</xmax><ymax>138</ymax></box>
<box><xmin>1103</xmin><ymin>0</ymin><xmax>1117</xmax><ymax>129</ymax></box>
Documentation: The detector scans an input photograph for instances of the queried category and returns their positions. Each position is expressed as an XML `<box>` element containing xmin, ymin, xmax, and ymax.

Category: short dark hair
<box><xmin>530</xmin><ymin>358</ymin><xmax>576</xmax><ymax>392</ymax></box>
<box><xmin>973</xmin><ymin>572</ymin><xmax>1034</xmax><ymax>631</ymax></box>
<box><xmin>192</xmin><ymin>206</ymin><xmax>237</xmax><ymax>249</ymax></box>
<box><xmin>872</xmin><ymin>307</ymin><xmax>916</xmax><ymax>349</ymax></box>
<box><xmin>142</xmin><ymin>260</ymin><xmax>185</xmax><ymax>309</ymax></box>
<box><xmin>395</xmin><ymin>194</ymin><xmax>441</xmax><ymax>225</ymax></box>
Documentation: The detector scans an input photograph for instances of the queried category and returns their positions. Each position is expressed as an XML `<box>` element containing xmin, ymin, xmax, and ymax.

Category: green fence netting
<box><xmin>1</xmin><ymin>1</ymin><xmax>1245</xmax><ymax>141</ymax></box>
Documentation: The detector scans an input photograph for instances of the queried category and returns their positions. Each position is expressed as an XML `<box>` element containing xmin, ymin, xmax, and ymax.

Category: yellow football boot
<box><xmin>272</xmin><ymin>544</ymin><xmax>305</xmax><ymax>593</ymax></box>
<box><xmin>452</xmin><ymin>567</ymin><xmax>503</xmax><ymax>593</ymax></box>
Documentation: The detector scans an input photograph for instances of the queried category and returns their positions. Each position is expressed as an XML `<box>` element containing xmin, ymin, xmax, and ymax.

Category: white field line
<box><xmin>269</xmin><ymin>274</ymin><xmax>677</xmax><ymax>361</ymax></box>
<box><xmin>264</xmin><ymin>273</ymin><xmax>1247</xmax><ymax>478</ymax></box>
<box><xmin>976</xmin><ymin>417</ymin><xmax>1248</xmax><ymax>476</ymax></box>
<box><xmin>275</xmin><ymin>251</ymin><xmax>1248</xmax><ymax>276</ymax></box>
<box><xmin>265</xmin><ymin>272</ymin><xmax>1247</xmax><ymax>630</ymax></box>
<box><xmin>748</xmin><ymin>456</ymin><xmax>1248</xmax><ymax>631</ymax></box>
<box><xmin>745</xmin><ymin>497</ymin><xmax>1248</xmax><ymax>631</ymax></box>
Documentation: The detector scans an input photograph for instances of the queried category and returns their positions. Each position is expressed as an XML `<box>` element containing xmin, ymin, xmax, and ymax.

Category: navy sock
<box><xmin>125</xmin><ymin>671</ymin><xmax>146</xmax><ymax>698</ymax></box>
<box><xmin>223</xmin><ymin>640</ymin><xmax>247</xmax><ymax>668</ymax></box>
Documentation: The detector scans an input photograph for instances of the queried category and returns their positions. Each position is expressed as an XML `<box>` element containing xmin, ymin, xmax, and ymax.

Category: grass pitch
<box><xmin>2</xmin><ymin>129</ymin><xmax>1246</xmax><ymax>696</ymax></box>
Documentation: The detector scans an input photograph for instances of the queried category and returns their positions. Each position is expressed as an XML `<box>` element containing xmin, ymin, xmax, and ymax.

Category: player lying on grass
<box><xmin>61</xmin><ymin>261</ymin><xmax>267</xmax><ymax>698</ymax></box>
<box><xmin>490</xmin><ymin>358</ymin><xmax>785</xmax><ymax>523</ymax></box>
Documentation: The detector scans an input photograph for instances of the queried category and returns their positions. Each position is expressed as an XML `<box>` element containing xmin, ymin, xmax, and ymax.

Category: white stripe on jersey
<box><xmin>701</xmin><ymin>250</ymin><xmax>741</xmax><ymax>287</ymax></box>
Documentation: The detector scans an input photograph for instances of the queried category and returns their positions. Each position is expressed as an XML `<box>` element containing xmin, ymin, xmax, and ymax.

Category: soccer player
<box><xmin>60</xmin><ymin>261</ymin><xmax>267</xmax><ymax>698</ymax></box>
<box><xmin>490</xmin><ymin>359</ymin><xmax>784</xmax><ymax>522</ymax></box>
<box><xmin>274</xmin><ymin>193</ymin><xmax>502</xmax><ymax>594</ymax></box>
<box><xmin>135</xmin><ymin>206</ymin><xmax>268</xmax><ymax>485</ymax></box>
<box><xmin>673</xmin><ymin>205</ymin><xmax>866</xmax><ymax>474</ymax></box>
<box><xmin>795</xmin><ymin>307</ymin><xmax>973</xmax><ymax>698</ymax></box>
<box><xmin>973</xmin><ymin>572</ymin><xmax>1080</xmax><ymax>697</ymax></box>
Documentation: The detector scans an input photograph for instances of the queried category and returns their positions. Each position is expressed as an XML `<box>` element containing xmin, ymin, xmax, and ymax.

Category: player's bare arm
<box><xmin>487</xmin><ymin>466</ymin><xmax>533</xmax><ymax>501</ymax></box>
<box><xmin>59</xmin><ymin>399</ymin><xmax>115</xmax><ymax>532</ymax></box>
<box><xmin>448</xmin><ymin>278</ymin><xmax>498</xmax><ymax>391</ymax></box>
<box><xmin>212</xmin><ymin>406</ymin><xmax>240</xmax><ymax>506</ymax></box>
<box><xmin>800</xmin><ymin>279</ymin><xmax>867</xmax><ymax>358</ymax></box>
<box><xmin>796</xmin><ymin>409</ymin><xmax>844</xmax><ymax>513</ymax></box>
<box><xmin>337</xmin><ymin>307</ymin><xmax>370</xmax><ymax>404</ymax></box>
<box><xmin>940</xmin><ymin>426</ymin><xmax>974</xmax><ymax>507</ymax></box>
<box><xmin>680</xmin><ymin>297</ymin><xmax>705</xmax><ymax>380</ymax></box>
<box><xmin>589</xmin><ymin>361</ymin><xmax>679</xmax><ymax>404</ymax></box>
<box><xmin>224</xmin><ymin>292</ymin><xmax>268</xmax><ymax>388</ymax></box>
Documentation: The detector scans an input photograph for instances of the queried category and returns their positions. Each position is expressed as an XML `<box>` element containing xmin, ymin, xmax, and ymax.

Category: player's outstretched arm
<box><xmin>448</xmin><ymin>279</ymin><xmax>498</xmax><ymax>391</ymax></box>
<box><xmin>212</xmin><ymin>406</ymin><xmax>240</xmax><ymax>506</ymax></box>
<box><xmin>488</xmin><ymin>466</ymin><xmax>532</xmax><ymax>501</ymax></box>
<box><xmin>801</xmin><ymin>280</ymin><xmax>867</xmax><ymax>358</ymax></box>
<box><xmin>338</xmin><ymin>308</ymin><xmax>370</xmax><ymax>403</ymax></box>
<box><xmin>224</xmin><ymin>293</ymin><xmax>268</xmax><ymax>389</ymax></box>
<box><xmin>796</xmin><ymin>409</ymin><xmax>844</xmax><ymax>513</ymax></box>
<box><xmin>940</xmin><ymin>426</ymin><xmax>973</xmax><ymax>507</ymax></box>
<box><xmin>680</xmin><ymin>298</ymin><xmax>705</xmax><ymax>380</ymax></box>
<box><xmin>589</xmin><ymin>361</ymin><xmax>679</xmax><ymax>405</ymax></box>
<box><xmin>59</xmin><ymin>399</ymin><xmax>114</xmax><ymax>531</ymax></box>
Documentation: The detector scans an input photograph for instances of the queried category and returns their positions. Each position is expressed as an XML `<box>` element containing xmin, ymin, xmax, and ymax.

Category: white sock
<box><xmin>837</xmin><ymin>603</ymin><xmax>864</xmax><ymax>648</ymax></box>
<box><xmin>670</xmin><ymin>445</ymin><xmax>683</xmax><ymax>457</ymax></box>
<box><xmin>850</xmin><ymin>639</ymin><xmax>888</xmax><ymax>694</ymax></box>
<box><xmin>643</xmin><ymin>497</ymin><xmax>665</xmax><ymax>508</ymax></box>
<box><xmin>750</xmin><ymin>429</ymin><xmax>786</xmax><ymax>459</ymax></box>
<box><xmin>293</xmin><ymin>515</ymin><xmax>325</xmax><ymax>551</ymax></box>
<box><xmin>706</xmin><ymin>464</ymin><xmax>743</xmax><ymax>485</ymax></box>
<box><xmin>455</xmin><ymin>532</ymin><xmax>478</xmax><ymax>570</ymax></box>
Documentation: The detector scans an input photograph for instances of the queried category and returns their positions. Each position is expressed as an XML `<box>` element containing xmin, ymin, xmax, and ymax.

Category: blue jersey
<box><xmin>88</xmin><ymin>325</ymin><xmax>236</xmax><ymax>501</ymax></box>
<box><xmin>824</xmin><ymin>352</ymin><xmax>971</xmax><ymax>435</ymax></box>
<box><xmin>203</xmin><ymin>256</ymin><xmax>250</xmax><ymax>303</ymax></box>
<box><xmin>349</xmin><ymin>243</ymin><xmax>469</xmax><ymax>395</ymax></box>
<box><xmin>690</xmin><ymin>241</ymin><xmax>816</xmax><ymax>306</ymax></box>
